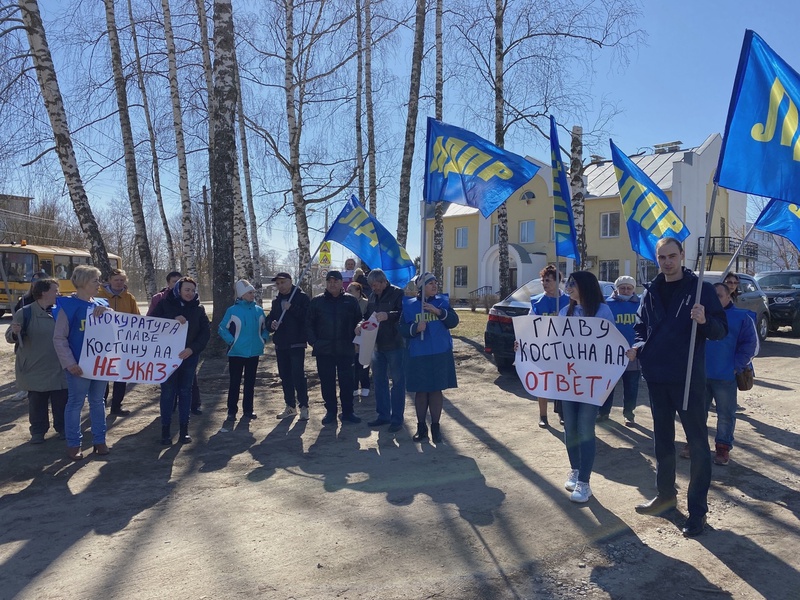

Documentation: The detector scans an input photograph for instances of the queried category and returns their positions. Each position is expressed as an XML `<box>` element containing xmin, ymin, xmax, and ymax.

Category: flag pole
<box><xmin>682</xmin><ymin>183</ymin><xmax>720</xmax><ymax>410</ymax></box>
<box><xmin>274</xmin><ymin>238</ymin><xmax>324</xmax><ymax>328</ymax></box>
<box><xmin>720</xmin><ymin>222</ymin><xmax>757</xmax><ymax>277</ymax></box>
<box><xmin>419</xmin><ymin>199</ymin><xmax>426</xmax><ymax>339</ymax></box>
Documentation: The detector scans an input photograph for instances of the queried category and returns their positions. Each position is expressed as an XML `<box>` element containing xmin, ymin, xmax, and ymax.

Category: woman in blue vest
<box><xmin>598</xmin><ymin>275</ymin><xmax>641</xmax><ymax>426</ymax></box>
<box><xmin>52</xmin><ymin>265</ymin><xmax>111</xmax><ymax>461</ymax></box>
<box><xmin>530</xmin><ymin>264</ymin><xmax>569</xmax><ymax>428</ymax></box>
<box><xmin>401</xmin><ymin>272</ymin><xmax>459</xmax><ymax>443</ymax></box>
<box><xmin>559</xmin><ymin>271</ymin><xmax>615</xmax><ymax>503</ymax></box>
<box><xmin>218</xmin><ymin>279</ymin><xmax>269</xmax><ymax>422</ymax></box>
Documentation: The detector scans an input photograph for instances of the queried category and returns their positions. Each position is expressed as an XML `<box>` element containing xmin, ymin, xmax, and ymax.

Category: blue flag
<box><xmin>715</xmin><ymin>30</ymin><xmax>800</xmax><ymax>202</ymax></box>
<box><xmin>423</xmin><ymin>117</ymin><xmax>541</xmax><ymax>218</ymax></box>
<box><xmin>609</xmin><ymin>140</ymin><xmax>690</xmax><ymax>262</ymax></box>
<box><xmin>549</xmin><ymin>116</ymin><xmax>580</xmax><ymax>266</ymax></box>
<box><xmin>754</xmin><ymin>198</ymin><xmax>800</xmax><ymax>252</ymax></box>
<box><xmin>323</xmin><ymin>196</ymin><xmax>416</xmax><ymax>288</ymax></box>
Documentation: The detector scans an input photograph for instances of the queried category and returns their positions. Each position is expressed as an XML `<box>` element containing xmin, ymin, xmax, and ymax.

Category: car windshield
<box><xmin>507</xmin><ymin>278</ymin><xmax>547</xmax><ymax>303</ymax></box>
<box><xmin>755</xmin><ymin>273</ymin><xmax>800</xmax><ymax>290</ymax></box>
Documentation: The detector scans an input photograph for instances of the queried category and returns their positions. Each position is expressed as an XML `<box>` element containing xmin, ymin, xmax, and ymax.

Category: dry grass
<box><xmin>452</xmin><ymin>308</ymin><xmax>488</xmax><ymax>341</ymax></box>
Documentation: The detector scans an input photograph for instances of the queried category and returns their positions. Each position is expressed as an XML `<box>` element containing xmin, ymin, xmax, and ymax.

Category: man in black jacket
<box><xmin>628</xmin><ymin>237</ymin><xmax>727</xmax><ymax>537</ymax></box>
<box><xmin>268</xmin><ymin>272</ymin><xmax>310</xmax><ymax>421</ymax></box>
<box><xmin>306</xmin><ymin>271</ymin><xmax>363</xmax><ymax>425</ymax></box>
<box><xmin>363</xmin><ymin>268</ymin><xmax>406</xmax><ymax>432</ymax></box>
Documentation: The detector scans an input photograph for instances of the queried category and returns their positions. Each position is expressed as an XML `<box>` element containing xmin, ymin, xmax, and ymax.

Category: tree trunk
<box><xmin>161</xmin><ymin>0</ymin><xmax>197</xmax><ymax>279</ymax></box>
<box><xmin>233</xmin><ymin>49</ymin><xmax>263</xmax><ymax>304</ymax></box>
<box><xmin>364</xmin><ymin>0</ymin><xmax>377</xmax><ymax>214</ymax></box>
<box><xmin>396</xmin><ymin>0</ymin><xmax>426</xmax><ymax>247</ymax></box>
<box><xmin>127</xmin><ymin>0</ymin><xmax>176</xmax><ymax>272</ymax></box>
<box><xmin>432</xmin><ymin>0</ymin><xmax>444</xmax><ymax>284</ymax></box>
<box><xmin>103</xmin><ymin>0</ymin><xmax>156</xmax><ymax>298</ymax></box>
<box><xmin>19</xmin><ymin>0</ymin><xmax>112</xmax><ymax>276</ymax></box>
<box><xmin>494</xmin><ymin>0</ymin><xmax>510</xmax><ymax>298</ymax></box>
<box><xmin>232</xmin><ymin>148</ymin><xmax>252</xmax><ymax>280</ymax></box>
<box><xmin>570</xmin><ymin>125</ymin><xmax>587</xmax><ymax>268</ymax></box>
<box><xmin>354</xmin><ymin>0</ymin><xmax>365</xmax><ymax>204</ymax></box>
<box><xmin>210</xmin><ymin>0</ymin><xmax>238</xmax><ymax>341</ymax></box>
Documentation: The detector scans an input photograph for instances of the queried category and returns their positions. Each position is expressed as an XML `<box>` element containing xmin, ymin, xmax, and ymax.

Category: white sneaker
<box><xmin>299</xmin><ymin>407</ymin><xmax>309</xmax><ymax>421</ymax></box>
<box><xmin>276</xmin><ymin>406</ymin><xmax>297</xmax><ymax>419</ymax></box>
<box><xmin>353</xmin><ymin>390</ymin><xmax>360</xmax><ymax>397</ymax></box>
<box><xmin>564</xmin><ymin>469</ymin><xmax>579</xmax><ymax>492</ymax></box>
<box><xmin>360</xmin><ymin>388</ymin><xmax>370</xmax><ymax>397</ymax></box>
<box><xmin>570</xmin><ymin>481</ymin><xmax>593</xmax><ymax>503</ymax></box>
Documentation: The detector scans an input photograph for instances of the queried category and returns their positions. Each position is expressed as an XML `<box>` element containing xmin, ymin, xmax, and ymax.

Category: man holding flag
<box><xmin>627</xmin><ymin>237</ymin><xmax>727</xmax><ymax>537</ymax></box>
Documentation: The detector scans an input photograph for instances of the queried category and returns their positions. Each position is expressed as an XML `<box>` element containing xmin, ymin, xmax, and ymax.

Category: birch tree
<box><xmin>18</xmin><ymin>0</ymin><xmax>112</xmax><ymax>275</ymax></box>
<box><xmin>396</xmin><ymin>0</ymin><xmax>426</xmax><ymax>247</ymax></box>
<box><xmin>569</xmin><ymin>125</ymin><xmax>587</xmax><ymax>268</ymax></box>
<box><xmin>210</xmin><ymin>0</ymin><xmax>237</xmax><ymax>335</ymax></box>
<box><xmin>161</xmin><ymin>0</ymin><xmax>197</xmax><ymax>279</ymax></box>
<box><xmin>363</xmin><ymin>0</ymin><xmax>377</xmax><ymax>214</ymax></box>
<box><xmin>103</xmin><ymin>0</ymin><xmax>156</xmax><ymax>298</ymax></box>
<box><xmin>432</xmin><ymin>0</ymin><xmax>444</xmax><ymax>284</ymax></box>
<box><xmin>126</xmin><ymin>0</ymin><xmax>176</xmax><ymax>271</ymax></box>
<box><xmin>354</xmin><ymin>0</ymin><xmax>365</xmax><ymax>203</ymax></box>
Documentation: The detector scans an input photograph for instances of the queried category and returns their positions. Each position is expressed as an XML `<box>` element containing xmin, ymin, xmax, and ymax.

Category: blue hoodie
<box><xmin>218</xmin><ymin>299</ymin><xmax>269</xmax><ymax>358</ymax></box>
<box><xmin>705</xmin><ymin>303</ymin><xmax>758</xmax><ymax>381</ymax></box>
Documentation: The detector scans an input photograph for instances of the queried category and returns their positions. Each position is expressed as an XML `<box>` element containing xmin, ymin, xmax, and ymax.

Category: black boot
<box><xmin>161</xmin><ymin>425</ymin><xmax>172</xmax><ymax>446</ymax></box>
<box><xmin>430</xmin><ymin>422</ymin><xmax>442</xmax><ymax>443</ymax></box>
<box><xmin>412</xmin><ymin>422</ymin><xmax>428</xmax><ymax>442</ymax></box>
<box><xmin>178</xmin><ymin>423</ymin><xmax>191</xmax><ymax>444</ymax></box>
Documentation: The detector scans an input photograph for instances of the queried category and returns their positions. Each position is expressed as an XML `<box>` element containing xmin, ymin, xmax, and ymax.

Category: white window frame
<box><xmin>519</xmin><ymin>220</ymin><xmax>535</xmax><ymax>244</ymax></box>
<box><xmin>600</xmin><ymin>212</ymin><xmax>621</xmax><ymax>238</ymax></box>
<box><xmin>455</xmin><ymin>226</ymin><xmax>468</xmax><ymax>249</ymax></box>
<box><xmin>454</xmin><ymin>266</ymin><xmax>468</xmax><ymax>287</ymax></box>
<box><xmin>599</xmin><ymin>260</ymin><xmax>619</xmax><ymax>282</ymax></box>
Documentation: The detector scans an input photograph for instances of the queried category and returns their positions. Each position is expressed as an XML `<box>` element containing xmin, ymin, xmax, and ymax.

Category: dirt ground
<box><xmin>1</xmin><ymin>310</ymin><xmax>799</xmax><ymax>600</ymax></box>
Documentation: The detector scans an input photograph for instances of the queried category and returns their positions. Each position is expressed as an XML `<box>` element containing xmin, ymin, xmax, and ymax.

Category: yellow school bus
<box><xmin>0</xmin><ymin>242</ymin><xmax>122</xmax><ymax>316</ymax></box>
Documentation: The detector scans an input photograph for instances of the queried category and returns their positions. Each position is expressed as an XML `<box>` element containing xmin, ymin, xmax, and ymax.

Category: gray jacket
<box><xmin>5</xmin><ymin>302</ymin><xmax>67</xmax><ymax>392</ymax></box>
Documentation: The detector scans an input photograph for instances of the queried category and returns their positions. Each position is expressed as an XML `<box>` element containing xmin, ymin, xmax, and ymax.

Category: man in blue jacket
<box><xmin>627</xmin><ymin>237</ymin><xmax>727</xmax><ymax>537</ymax></box>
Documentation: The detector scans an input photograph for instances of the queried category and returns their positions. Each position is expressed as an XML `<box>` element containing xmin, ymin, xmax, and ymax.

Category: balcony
<box><xmin>696</xmin><ymin>236</ymin><xmax>759</xmax><ymax>271</ymax></box>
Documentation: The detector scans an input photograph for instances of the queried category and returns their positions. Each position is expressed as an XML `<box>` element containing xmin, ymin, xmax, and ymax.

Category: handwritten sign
<box><xmin>512</xmin><ymin>315</ymin><xmax>628</xmax><ymax>406</ymax></box>
<box><xmin>79</xmin><ymin>309</ymin><xmax>189</xmax><ymax>383</ymax></box>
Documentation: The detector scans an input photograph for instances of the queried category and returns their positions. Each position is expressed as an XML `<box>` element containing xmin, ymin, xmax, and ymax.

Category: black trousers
<box><xmin>227</xmin><ymin>356</ymin><xmax>260</xmax><ymax>416</ymax></box>
<box><xmin>275</xmin><ymin>346</ymin><xmax>309</xmax><ymax>408</ymax></box>
<box><xmin>28</xmin><ymin>389</ymin><xmax>67</xmax><ymax>435</ymax></box>
<box><xmin>316</xmin><ymin>354</ymin><xmax>355</xmax><ymax>416</ymax></box>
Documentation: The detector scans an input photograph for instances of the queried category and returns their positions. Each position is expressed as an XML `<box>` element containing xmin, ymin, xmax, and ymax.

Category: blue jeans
<box><xmin>65</xmin><ymin>372</ymin><xmax>107</xmax><ymax>447</ymax></box>
<box><xmin>705</xmin><ymin>378</ymin><xmax>738</xmax><ymax>448</ymax></box>
<box><xmin>561</xmin><ymin>400</ymin><xmax>599</xmax><ymax>483</ymax></box>
<box><xmin>372</xmin><ymin>347</ymin><xmax>406</xmax><ymax>424</ymax></box>
<box><xmin>600</xmin><ymin>370</ymin><xmax>640</xmax><ymax>416</ymax></box>
<box><xmin>160</xmin><ymin>355</ymin><xmax>200</xmax><ymax>426</ymax></box>
<box><xmin>648</xmin><ymin>381</ymin><xmax>711</xmax><ymax>517</ymax></box>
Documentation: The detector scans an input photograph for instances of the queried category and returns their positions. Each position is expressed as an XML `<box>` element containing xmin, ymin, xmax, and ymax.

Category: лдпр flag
<box><xmin>610</xmin><ymin>140</ymin><xmax>690</xmax><ymax>263</ymax></box>
<box><xmin>550</xmin><ymin>116</ymin><xmax>580</xmax><ymax>266</ymax></box>
<box><xmin>424</xmin><ymin>117</ymin><xmax>541</xmax><ymax>218</ymax></box>
<box><xmin>754</xmin><ymin>198</ymin><xmax>800</xmax><ymax>253</ymax></box>
<box><xmin>715</xmin><ymin>30</ymin><xmax>800</xmax><ymax>203</ymax></box>
<box><xmin>324</xmin><ymin>196</ymin><xmax>416</xmax><ymax>288</ymax></box>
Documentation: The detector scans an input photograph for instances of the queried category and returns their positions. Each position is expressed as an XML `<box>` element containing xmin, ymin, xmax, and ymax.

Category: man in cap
<box><xmin>267</xmin><ymin>272</ymin><xmax>311</xmax><ymax>420</ymax></box>
<box><xmin>306</xmin><ymin>270</ymin><xmax>364</xmax><ymax>425</ymax></box>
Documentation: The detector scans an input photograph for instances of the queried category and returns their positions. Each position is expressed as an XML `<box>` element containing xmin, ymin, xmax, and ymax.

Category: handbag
<box><xmin>736</xmin><ymin>366</ymin><xmax>754</xmax><ymax>391</ymax></box>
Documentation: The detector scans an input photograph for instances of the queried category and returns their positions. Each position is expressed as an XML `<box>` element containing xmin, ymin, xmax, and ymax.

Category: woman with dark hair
<box><xmin>559</xmin><ymin>271</ymin><xmax>615</xmax><ymax>502</ymax></box>
<box><xmin>152</xmin><ymin>276</ymin><xmax>210</xmax><ymax>445</ymax></box>
<box><xmin>400</xmin><ymin>272</ymin><xmax>459</xmax><ymax>443</ymax></box>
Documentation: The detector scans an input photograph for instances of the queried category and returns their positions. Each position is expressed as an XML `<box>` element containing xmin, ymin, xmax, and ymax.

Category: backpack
<box><xmin>12</xmin><ymin>304</ymin><xmax>33</xmax><ymax>354</ymax></box>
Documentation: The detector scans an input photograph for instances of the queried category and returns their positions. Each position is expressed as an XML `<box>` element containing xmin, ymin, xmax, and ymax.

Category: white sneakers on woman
<box><xmin>570</xmin><ymin>481</ymin><xmax>593</xmax><ymax>503</ymax></box>
<box><xmin>564</xmin><ymin>469</ymin><xmax>579</xmax><ymax>492</ymax></box>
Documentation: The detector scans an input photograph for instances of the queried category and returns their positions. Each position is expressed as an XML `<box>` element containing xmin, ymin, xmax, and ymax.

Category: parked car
<box><xmin>754</xmin><ymin>270</ymin><xmax>800</xmax><ymax>336</ymax></box>
<box><xmin>702</xmin><ymin>272</ymin><xmax>771</xmax><ymax>342</ymax></box>
<box><xmin>484</xmin><ymin>278</ymin><xmax>615</xmax><ymax>370</ymax></box>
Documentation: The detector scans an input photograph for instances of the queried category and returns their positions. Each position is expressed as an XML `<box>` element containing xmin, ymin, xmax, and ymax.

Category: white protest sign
<box><xmin>356</xmin><ymin>313</ymin><xmax>379</xmax><ymax>366</ymax></box>
<box><xmin>79</xmin><ymin>309</ymin><xmax>189</xmax><ymax>384</ymax></box>
<box><xmin>512</xmin><ymin>315</ymin><xmax>628</xmax><ymax>406</ymax></box>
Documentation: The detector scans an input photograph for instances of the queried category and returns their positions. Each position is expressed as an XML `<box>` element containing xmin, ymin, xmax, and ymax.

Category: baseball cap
<box><xmin>271</xmin><ymin>272</ymin><xmax>292</xmax><ymax>281</ymax></box>
<box><xmin>326</xmin><ymin>270</ymin><xmax>343</xmax><ymax>280</ymax></box>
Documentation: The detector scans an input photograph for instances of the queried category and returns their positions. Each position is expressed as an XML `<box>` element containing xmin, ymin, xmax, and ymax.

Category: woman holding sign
<box><xmin>401</xmin><ymin>272</ymin><xmax>459</xmax><ymax>443</ymax></box>
<box><xmin>53</xmin><ymin>265</ymin><xmax>111</xmax><ymax>461</ymax></box>
<box><xmin>559</xmin><ymin>271</ymin><xmax>615</xmax><ymax>503</ymax></box>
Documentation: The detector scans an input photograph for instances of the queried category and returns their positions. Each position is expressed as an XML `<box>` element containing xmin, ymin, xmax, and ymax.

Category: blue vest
<box><xmin>402</xmin><ymin>294</ymin><xmax>453</xmax><ymax>357</ymax></box>
<box><xmin>530</xmin><ymin>292</ymin><xmax>569</xmax><ymax>316</ymax></box>
<box><xmin>54</xmin><ymin>295</ymin><xmax>109</xmax><ymax>362</ymax></box>
<box><xmin>606</xmin><ymin>295</ymin><xmax>640</xmax><ymax>346</ymax></box>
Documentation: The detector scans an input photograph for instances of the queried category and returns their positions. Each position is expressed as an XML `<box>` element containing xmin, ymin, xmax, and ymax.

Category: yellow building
<box><xmin>424</xmin><ymin>133</ymin><xmax>750</xmax><ymax>301</ymax></box>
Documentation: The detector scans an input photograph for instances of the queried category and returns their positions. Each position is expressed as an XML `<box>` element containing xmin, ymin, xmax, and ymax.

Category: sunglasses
<box><xmin>565</xmin><ymin>280</ymin><xmax>577</xmax><ymax>288</ymax></box>
<box><xmin>724</xmin><ymin>279</ymin><xmax>739</xmax><ymax>285</ymax></box>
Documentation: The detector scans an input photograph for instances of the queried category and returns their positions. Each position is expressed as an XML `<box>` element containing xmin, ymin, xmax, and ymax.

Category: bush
<box><xmin>483</xmin><ymin>294</ymin><xmax>499</xmax><ymax>313</ymax></box>
<box><xmin>469</xmin><ymin>296</ymin><xmax>479</xmax><ymax>312</ymax></box>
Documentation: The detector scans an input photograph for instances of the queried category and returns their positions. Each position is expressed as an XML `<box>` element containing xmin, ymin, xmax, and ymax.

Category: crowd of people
<box><xmin>5</xmin><ymin>239</ymin><xmax>757</xmax><ymax>537</ymax></box>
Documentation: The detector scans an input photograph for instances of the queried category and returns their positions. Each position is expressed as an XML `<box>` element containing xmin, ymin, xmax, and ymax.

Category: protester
<box><xmin>5</xmin><ymin>278</ymin><xmax>67</xmax><ymax>444</ymax></box>
<box><xmin>723</xmin><ymin>272</ymin><xmax>740</xmax><ymax>301</ymax></box>
<box><xmin>353</xmin><ymin>267</ymin><xmax>369</xmax><ymax>288</ymax></box>
<box><xmin>704</xmin><ymin>282</ymin><xmax>758</xmax><ymax>465</ymax></box>
<box><xmin>363</xmin><ymin>268</ymin><xmax>406</xmax><ymax>433</ymax></box>
<box><xmin>268</xmin><ymin>272</ymin><xmax>311</xmax><ymax>421</ymax></box>
<box><xmin>341</xmin><ymin>258</ymin><xmax>357</xmax><ymax>289</ymax></box>
<box><xmin>400</xmin><ymin>272</ymin><xmax>459</xmax><ymax>443</ymax></box>
<box><xmin>346</xmin><ymin>281</ymin><xmax>370</xmax><ymax>398</ymax></box>
<box><xmin>598</xmin><ymin>275</ymin><xmax>641</xmax><ymax>426</ymax></box>
<box><xmin>530</xmin><ymin>264</ymin><xmax>569</xmax><ymax>428</ymax></box>
<box><xmin>97</xmin><ymin>268</ymin><xmax>140</xmax><ymax>416</ymax></box>
<box><xmin>558</xmin><ymin>271</ymin><xmax>615</xmax><ymax>503</ymax></box>
<box><xmin>13</xmin><ymin>270</ymin><xmax>47</xmax><ymax>313</ymax></box>
<box><xmin>628</xmin><ymin>237</ymin><xmax>727</xmax><ymax>537</ymax></box>
<box><xmin>306</xmin><ymin>271</ymin><xmax>364</xmax><ymax>425</ymax></box>
<box><xmin>52</xmin><ymin>265</ymin><xmax>111</xmax><ymax>460</ymax></box>
<box><xmin>151</xmin><ymin>277</ymin><xmax>210</xmax><ymax>445</ymax></box>
<box><xmin>219</xmin><ymin>279</ymin><xmax>269</xmax><ymax>422</ymax></box>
